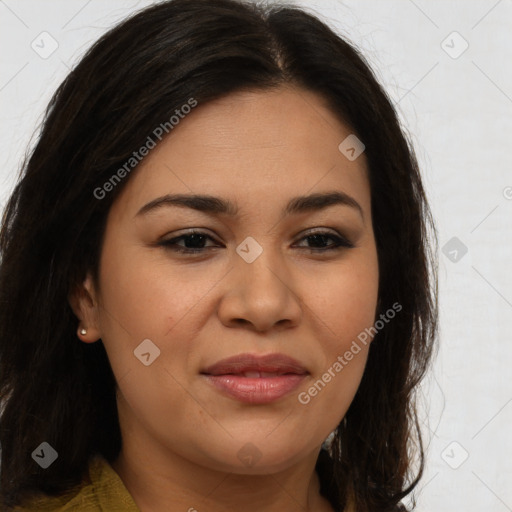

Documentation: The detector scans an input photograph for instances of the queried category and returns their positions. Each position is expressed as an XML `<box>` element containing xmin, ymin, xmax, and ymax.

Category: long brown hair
<box><xmin>0</xmin><ymin>1</ymin><xmax>438</xmax><ymax>510</ymax></box>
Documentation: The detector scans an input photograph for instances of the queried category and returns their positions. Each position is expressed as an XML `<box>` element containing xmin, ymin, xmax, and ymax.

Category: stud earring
<box><xmin>80</xmin><ymin>328</ymin><xmax>87</xmax><ymax>336</ymax></box>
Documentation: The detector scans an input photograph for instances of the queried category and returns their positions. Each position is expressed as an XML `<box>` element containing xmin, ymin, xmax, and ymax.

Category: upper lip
<box><xmin>201</xmin><ymin>353</ymin><xmax>308</xmax><ymax>376</ymax></box>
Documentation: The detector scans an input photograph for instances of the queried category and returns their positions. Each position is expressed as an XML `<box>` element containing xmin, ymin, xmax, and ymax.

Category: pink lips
<box><xmin>201</xmin><ymin>353</ymin><xmax>308</xmax><ymax>404</ymax></box>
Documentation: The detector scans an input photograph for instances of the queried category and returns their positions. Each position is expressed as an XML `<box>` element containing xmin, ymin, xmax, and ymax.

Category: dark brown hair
<box><xmin>0</xmin><ymin>1</ymin><xmax>438</xmax><ymax>510</ymax></box>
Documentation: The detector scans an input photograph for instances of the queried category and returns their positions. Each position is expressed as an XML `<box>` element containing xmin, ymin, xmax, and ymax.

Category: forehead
<box><xmin>109</xmin><ymin>86</ymin><xmax>370</xmax><ymax>221</ymax></box>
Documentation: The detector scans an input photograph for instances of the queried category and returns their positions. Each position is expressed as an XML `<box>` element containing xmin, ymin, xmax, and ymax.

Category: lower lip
<box><xmin>203</xmin><ymin>374</ymin><xmax>307</xmax><ymax>404</ymax></box>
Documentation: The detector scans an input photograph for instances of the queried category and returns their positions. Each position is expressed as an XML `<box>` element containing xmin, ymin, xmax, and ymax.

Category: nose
<box><xmin>217</xmin><ymin>247</ymin><xmax>303</xmax><ymax>333</ymax></box>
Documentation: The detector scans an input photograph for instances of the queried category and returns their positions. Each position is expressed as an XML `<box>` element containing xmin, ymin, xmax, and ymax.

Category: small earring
<box><xmin>80</xmin><ymin>328</ymin><xmax>87</xmax><ymax>335</ymax></box>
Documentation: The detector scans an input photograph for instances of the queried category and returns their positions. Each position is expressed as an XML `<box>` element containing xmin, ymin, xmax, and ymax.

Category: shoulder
<box><xmin>10</xmin><ymin>454</ymin><xmax>140</xmax><ymax>512</ymax></box>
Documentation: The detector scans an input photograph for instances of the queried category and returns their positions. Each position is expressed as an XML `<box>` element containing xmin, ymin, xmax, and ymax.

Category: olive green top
<box><xmin>12</xmin><ymin>454</ymin><xmax>140</xmax><ymax>511</ymax></box>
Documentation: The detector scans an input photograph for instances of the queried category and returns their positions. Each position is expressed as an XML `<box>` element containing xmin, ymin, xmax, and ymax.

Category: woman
<box><xmin>0</xmin><ymin>0</ymin><xmax>438</xmax><ymax>510</ymax></box>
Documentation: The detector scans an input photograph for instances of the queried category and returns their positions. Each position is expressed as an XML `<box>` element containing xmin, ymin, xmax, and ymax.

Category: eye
<box><xmin>158</xmin><ymin>231</ymin><xmax>220</xmax><ymax>254</ymax></box>
<box><xmin>157</xmin><ymin>228</ymin><xmax>355</xmax><ymax>255</ymax></box>
<box><xmin>293</xmin><ymin>229</ymin><xmax>355</xmax><ymax>253</ymax></box>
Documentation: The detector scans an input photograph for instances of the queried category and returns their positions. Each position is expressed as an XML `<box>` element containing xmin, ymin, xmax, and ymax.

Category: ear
<box><xmin>68</xmin><ymin>273</ymin><xmax>102</xmax><ymax>343</ymax></box>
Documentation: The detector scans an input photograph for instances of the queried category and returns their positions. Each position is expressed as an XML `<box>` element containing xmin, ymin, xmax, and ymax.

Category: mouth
<box><xmin>201</xmin><ymin>353</ymin><xmax>309</xmax><ymax>404</ymax></box>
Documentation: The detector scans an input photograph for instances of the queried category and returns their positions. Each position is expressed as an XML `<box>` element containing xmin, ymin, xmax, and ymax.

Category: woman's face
<box><xmin>78</xmin><ymin>85</ymin><xmax>379</xmax><ymax>474</ymax></box>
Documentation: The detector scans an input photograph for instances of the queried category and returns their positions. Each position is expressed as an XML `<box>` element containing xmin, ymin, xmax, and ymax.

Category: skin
<box><xmin>71</xmin><ymin>85</ymin><xmax>379</xmax><ymax>512</ymax></box>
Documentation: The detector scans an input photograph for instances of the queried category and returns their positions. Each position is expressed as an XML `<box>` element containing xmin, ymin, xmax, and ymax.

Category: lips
<box><xmin>201</xmin><ymin>353</ymin><xmax>308</xmax><ymax>377</ymax></box>
<box><xmin>201</xmin><ymin>353</ymin><xmax>308</xmax><ymax>404</ymax></box>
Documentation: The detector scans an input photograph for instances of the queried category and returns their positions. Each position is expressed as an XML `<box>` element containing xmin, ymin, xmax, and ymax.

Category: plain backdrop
<box><xmin>1</xmin><ymin>1</ymin><xmax>511</xmax><ymax>511</ymax></box>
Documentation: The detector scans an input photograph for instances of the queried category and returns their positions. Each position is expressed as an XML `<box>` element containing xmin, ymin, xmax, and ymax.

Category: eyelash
<box><xmin>158</xmin><ymin>230</ymin><xmax>355</xmax><ymax>255</ymax></box>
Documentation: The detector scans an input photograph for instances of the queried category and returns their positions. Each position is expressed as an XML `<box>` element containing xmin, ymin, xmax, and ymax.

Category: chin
<box><xmin>204</xmin><ymin>437</ymin><xmax>316</xmax><ymax>475</ymax></box>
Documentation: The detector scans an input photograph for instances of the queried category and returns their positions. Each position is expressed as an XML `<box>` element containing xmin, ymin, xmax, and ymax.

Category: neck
<box><xmin>111</xmin><ymin>439</ymin><xmax>334</xmax><ymax>512</ymax></box>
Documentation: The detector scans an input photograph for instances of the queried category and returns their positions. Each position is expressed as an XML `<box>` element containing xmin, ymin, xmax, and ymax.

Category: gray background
<box><xmin>1</xmin><ymin>1</ymin><xmax>511</xmax><ymax>510</ymax></box>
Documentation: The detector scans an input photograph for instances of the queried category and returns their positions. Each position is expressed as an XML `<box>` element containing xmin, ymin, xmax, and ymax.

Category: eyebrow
<box><xmin>135</xmin><ymin>191</ymin><xmax>364</xmax><ymax>221</ymax></box>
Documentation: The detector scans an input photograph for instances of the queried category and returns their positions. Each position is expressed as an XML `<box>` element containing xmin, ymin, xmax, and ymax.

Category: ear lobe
<box><xmin>68</xmin><ymin>273</ymin><xmax>102</xmax><ymax>343</ymax></box>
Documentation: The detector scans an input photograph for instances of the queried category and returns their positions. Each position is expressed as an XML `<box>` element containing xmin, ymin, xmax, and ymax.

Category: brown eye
<box><xmin>159</xmin><ymin>232</ymin><xmax>221</xmax><ymax>254</ymax></box>
<box><xmin>295</xmin><ymin>231</ymin><xmax>354</xmax><ymax>252</ymax></box>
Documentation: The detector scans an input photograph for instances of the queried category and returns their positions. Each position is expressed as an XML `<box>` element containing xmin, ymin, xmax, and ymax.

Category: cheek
<box><xmin>97</xmin><ymin>242</ymin><xmax>210</xmax><ymax>341</ymax></box>
<box><xmin>306</xmin><ymin>254</ymin><xmax>379</xmax><ymax>353</ymax></box>
<box><xmin>326</xmin><ymin>272</ymin><xmax>379</xmax><ymax>350</ymax></box>
<box><xmin>297</xmin><ymin>254</ymin><xmax>378</xmax><ymax>416</ymax></box>
<box><xmin>94</xmin><ymin>247</ymin><xmax>211</xmax><ymax>437</ymax></box>
<box><xmin>95</xmin><ymin>242</ymin><xmax>231</xmax><ymax>401</ymax></box>
<box><xmin>94</xmin><ymin>241</ymin><xmax>184</xmax><ymax>384</ymax></box>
